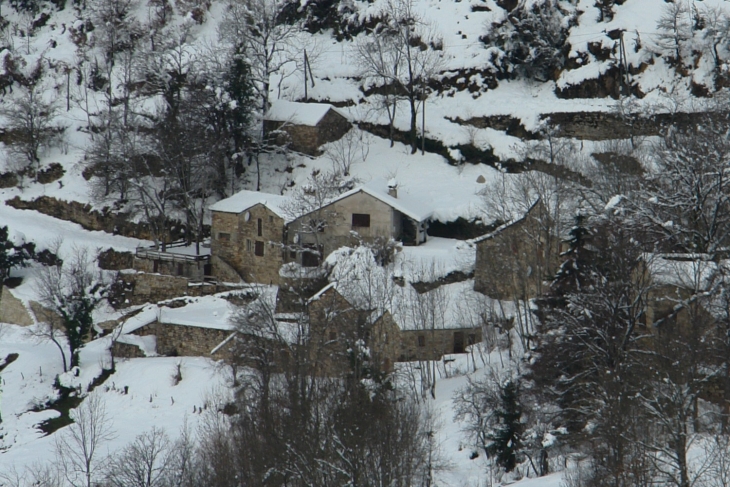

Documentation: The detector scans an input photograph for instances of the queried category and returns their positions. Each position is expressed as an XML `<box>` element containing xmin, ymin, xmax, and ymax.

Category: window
<box><xmin>468</xmin><ymin>334</ymin><xmax>476</xmax><ymax>346</ymax></box>
<box><xmin>329</xmin><ymin>331</ymin><xmax>337</xmax><ymax>341</ymax></box>
<box><xmin>269</xmin><ymin>215</ymin><xmax>274</xmax><ymax>223</ymax></box>
<box><xmin>153</xmin><ymin>260</ymin><xmax>159</xmax><ymax>273</ymax></box>
<box><xmin>352</xmin><ymin>213</ymin><xmax>371</xmax><ymax>228</ymax></box>
<box><xmin>257</xmin><ymin>218</ymin><xmax>263</xmax><ymax>236</ymax></box>
<box><xmin>177</xmin><ymin>263</ymin><xmax>184</xmax><ymax>276</ymax></box>
<box><xmin>417</xmin><ymin>335</ymin><xmax>425</xmax><ymax>347</ymax></box>
<box><xmin>246</xmin><ymin>239</ymin><xmax>252</xmax><ymax>252</ymax></box>
<box><xmin>289</xmin><ymin>250</ymin><xmax>297</xmax><ymax>259</ymax></box>
<box><xmin>255</xmin><ymin>241</ymin><xmax>264</xmax><ymax>257</ymax></box>
<box><xmin>218</xmin><ymin>232</ymin><xmax>230</xmax><ymax>241</ymax></box>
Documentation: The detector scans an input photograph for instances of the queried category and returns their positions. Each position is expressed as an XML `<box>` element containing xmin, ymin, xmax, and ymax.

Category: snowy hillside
<box><xmin>2</xmin><ymin>0</ymin><xmax>730</xmax><ymax>485</ymax></box>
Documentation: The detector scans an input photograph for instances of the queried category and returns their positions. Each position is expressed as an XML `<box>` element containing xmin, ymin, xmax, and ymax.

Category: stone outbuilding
<box><xmin>472</xmin><ymin>199</ymin><xmax>560</xmax><ymax>300</ymax></box>
<box><xmin>264</xmin><ymin>100</ymin><xmax>351</xmax><ymax>156</ymax></box>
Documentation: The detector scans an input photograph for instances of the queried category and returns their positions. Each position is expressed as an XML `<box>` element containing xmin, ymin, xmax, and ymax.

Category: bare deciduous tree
<box><xmin>357</xmin><ymin>0</ymin><xmax>443</xmax><ymax>151</ymax></box>
<box><xmin>55</xmin><ymin>394</ymin><xmax>116</xmax><ymax>487</ymax></box>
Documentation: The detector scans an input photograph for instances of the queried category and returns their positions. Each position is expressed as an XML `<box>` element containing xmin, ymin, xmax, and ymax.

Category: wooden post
<box><xmin>303</xmin><ymin>50</ymin><xmax>308</xmax><ymax>100</ymax></box>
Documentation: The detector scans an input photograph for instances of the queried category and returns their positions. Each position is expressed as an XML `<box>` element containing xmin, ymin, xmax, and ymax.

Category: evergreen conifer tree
<box><xmin>487</xmin><ymin>379</ymin><xmax>523</xmax><ymax>472</ymax></box>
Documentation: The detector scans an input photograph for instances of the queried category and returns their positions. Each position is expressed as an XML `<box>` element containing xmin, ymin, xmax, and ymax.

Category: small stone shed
<box><xmin>264</xmin><ymin>100</ymin><xmax>351</xmax><ymax>156</ymax></box>
<box><xmin>209</xmin><ymin>191</ymin><xmax>292</xmax><ymax>285</ymax></box>
<box><xmin>113</xmin><ymin>293</ymin><xmax>249</xmax><ymax>359</ymax></box>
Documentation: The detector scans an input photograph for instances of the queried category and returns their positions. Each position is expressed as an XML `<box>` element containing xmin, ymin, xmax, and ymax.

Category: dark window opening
<box><xmin>453</xmin><ymin>332</ymin><xmax>465</xmax><ymax>354</ymax></box>
<box><xmin>255</xmin><ymin>241</ymin><xmax>264</xmax><ymax>257</ymax></box>
<box><xmin>289</xmin><ymin>250</ymin><xmax>297</xmax><ymax>259</ymax></box>
<box><xmin>329</xmin><ymin>331</ymin><xmax>337</xmax><ymax>341</ymax></box>
<box><xmin>257</xmin><ymin>218</ymin><xmax>263</xmax><ymax>236</ymax></box>
<box><xmin>352</xmin><ymin>213</ymin><xmax>371</xmax><ymax>228</ymax></box>
<box><xmin>153</xmin><ymin>260</ymin><xmax>159</xmax><ymax>273</ymax></box>
<box><xmin>417</xmin><ymin>335</ymin><xmax>425</xmax><ymax>347</ymax></box>
<box><xmin>246</xmin><ymin>239</ymin><xmax>252</xmax><ymax>252</ymax></box>
<box><xmin>301</xmin><ymin>245</ymin><xmax>321</xmax><ymax>267</ymax></box>
<box><xmin>177</xmin><ymin>263</ymin><xmax>184</xmax><ymax>276</ymax></box>
<box><xmin>269</xmin><ymin>215</ymin><xmax>274</xmax><ymax>223</ymax></box>
<box><xmin>218</xmin><ymin>232</ymin><xmax>230</xmax><ymax>241</ymax></box>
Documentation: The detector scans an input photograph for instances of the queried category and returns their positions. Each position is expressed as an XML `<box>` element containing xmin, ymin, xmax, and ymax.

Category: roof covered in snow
<box><xmin>209</xmin><ymin>190</ymin><xmax>291</xmax><ymax>220</ymax></box>
<box><xmin>470</xmin><ymin>198</ymin><xmax>542</xmax><ymax>244</ymax></box>
<box><xmin>307</xmin><ymin>179</ymin><xmax>434</xmax><ymax>223</ymax></box>
<box><xmin>264</xmin><ymin>100</ymin><xmax>346</xmax><ymax>126</ymax></box>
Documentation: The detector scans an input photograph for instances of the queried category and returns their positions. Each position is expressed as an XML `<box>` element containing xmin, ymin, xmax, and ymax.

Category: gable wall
<box><xmin>288</xmin><ymin>191</ymin><xmax>400</xmax><ymax>260</ymax></box>
<box><xmin>211</xmin><ymin>204</ymin><xmax>286</xmax><ymax>285</ymax></box>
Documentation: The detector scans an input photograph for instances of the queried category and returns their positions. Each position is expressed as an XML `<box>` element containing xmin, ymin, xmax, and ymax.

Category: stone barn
<box><xmin>264</xmin><ymin>100</ymin><xmax>351</xmax><ymax>156</ymax></box>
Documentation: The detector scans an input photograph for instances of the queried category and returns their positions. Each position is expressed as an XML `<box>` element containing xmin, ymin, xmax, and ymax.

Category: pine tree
<box><xmin>487</xmin><ymin>379</ymin><xmax>523</xmax><ymax>472</ymax></box>
<box><xmin>0</xmin><ymin>226</ymin><xmax>34</xmax><ymax>282</ymax></box>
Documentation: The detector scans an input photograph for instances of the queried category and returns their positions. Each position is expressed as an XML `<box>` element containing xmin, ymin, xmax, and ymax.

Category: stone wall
<box><xmin>117</xmin><ymin>272</ymin><xmax>189</xmax><ymax>306</ymax></box>
<box><xmin>113</xmin><ymin>341</ymin><xmax>148</xmax><ymax>359</ymax></box>
<box><xmin>6</xmin><ymin>196</ymin><xmax>157</xmax><ymax>240</ymax></box>
<box><xmin>0</xmin><ymin>286</ymin><xmax>33</xmax><ymax>325</ymax></box>
<box><xmin>133</xmin><ymin>256</ymin><xmax>207</xmax><ymax>281</ymax></box>
<box><xmin>399</xmin><ymin>327</ymin><xmax>483</xmax><ymax>362</ymax></box>
<box><xmin>114</xmin><ymin>272</ymin><xmax>222</xmax><ymax>307</ymax></box>
<box><xmin>211</xmin><ymin>204</ymin><xmax>286</xmax><ymax>285</ymax></box>
<box><xmin>316</xmin><ymin>110</ymin><xmax>351</xmax><ymax>147</ymax></box>
<box><xmin>135</xmin><ymin>321</ymin><xmax>233</xmax><ymax>359</ymax></box>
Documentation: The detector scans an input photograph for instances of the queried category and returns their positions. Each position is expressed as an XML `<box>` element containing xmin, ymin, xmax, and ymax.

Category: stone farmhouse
<box><xmin>208</xmin><ymin>180</ymin><xmax>432</xmax><ymax>286</ymax></box>
<box><xmin>264</xmin><ymin>100</ymin><xmax>351</xmax><ymax>156</ymax></box>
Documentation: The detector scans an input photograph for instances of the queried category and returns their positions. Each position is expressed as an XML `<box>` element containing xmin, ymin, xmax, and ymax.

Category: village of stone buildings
<box><xmin>0</xmin><ymin>101</ymin><xmax>710</xmax><ymax>376</ymax></box>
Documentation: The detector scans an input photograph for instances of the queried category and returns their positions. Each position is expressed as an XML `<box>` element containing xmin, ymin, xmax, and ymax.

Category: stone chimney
<box><xmin>387</xmin><ymin>179</ymin><xmax>398</xmax><ymax>199</ymax></box>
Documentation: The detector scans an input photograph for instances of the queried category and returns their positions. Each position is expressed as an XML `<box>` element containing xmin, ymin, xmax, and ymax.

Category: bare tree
<box><xmin>655</xmin><ymin>1</ymin><xmax>692</xmax><ymax>64</ymax></box>
<box><xmin>55</xmin><ymin>394</ymin><xmax>116</xmax><ymax>487</ymax></box>
<box><xmin>219</xmin><ymin>0</ymin><xmax>302</xmax><ymax>118</ymax></box>
<box><xmin>0</xmin><ymin>60</ymin><xmax>59</xmax><ymax>180</ymax></box>
<box><xmin>357</xmin><ymin>0</ymin><xmax>443</xmax><ymax>152</ymax></box>
<box><xmin>104</xmin><ymin>427</ymin><xmax>172</xmax><ymax>487</ymax></box>
<box><xmin>324</xmin><ymin>128</ymin><xmax>370</xmax><ymax>176</ymax></box>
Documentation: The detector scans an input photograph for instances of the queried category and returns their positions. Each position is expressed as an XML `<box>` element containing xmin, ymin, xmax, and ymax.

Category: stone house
<box><xmin>209</xmin><ymin>181</ymin><xmax>432</xmax><ymax>285</ymax></box>
<box><xmin>112</xmin><ymin>296</ymin><xmax>240</xmax><ymax>360</ymax></box>
<box><xmin>286</xmin><ymin>180</ymin><xmax>431</xmax><ymax>269</ymax></box>
<box><xmin>264</xmin><ymin>100</ymin><xmax>351</xmax><ymax>156</ymax></box>
<box><xmin>308</xmin><ymin>279</ymin><xmax>485</xmax><ymax>368</ymax></box>
<box><xmin>473</xmin><ymin>199</ymin><xmax>560</xmax><ymax>300</ymax></box>
<box><xmin>209</xmin><ymin>191</ymin><xmax>291</xmax><ymax>285</ymax></box>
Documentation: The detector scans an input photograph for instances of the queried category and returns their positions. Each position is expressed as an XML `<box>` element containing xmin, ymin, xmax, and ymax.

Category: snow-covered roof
<box><xmin>470</xmin><ymin>198</ymin><xmax>541</xmax><ymax>244</ymax></box>
<box><xmin>647</xmin><ymin>254</ymin><xmax>718</xmax><ymax>290</ymax></box>
<box><xmin>209</xmin><ymin>190</ymin><xmax>291</xmax><ymax>220</ymax></box>
<box><xmin>311</xmin><ymin>179</ymin><xmax>434</xmax><ymax>223</ymax></box>
<box><xmin>264</xmin><ymin>100</ymin><xmax>346</xmax><ymax>126</ymax></box>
